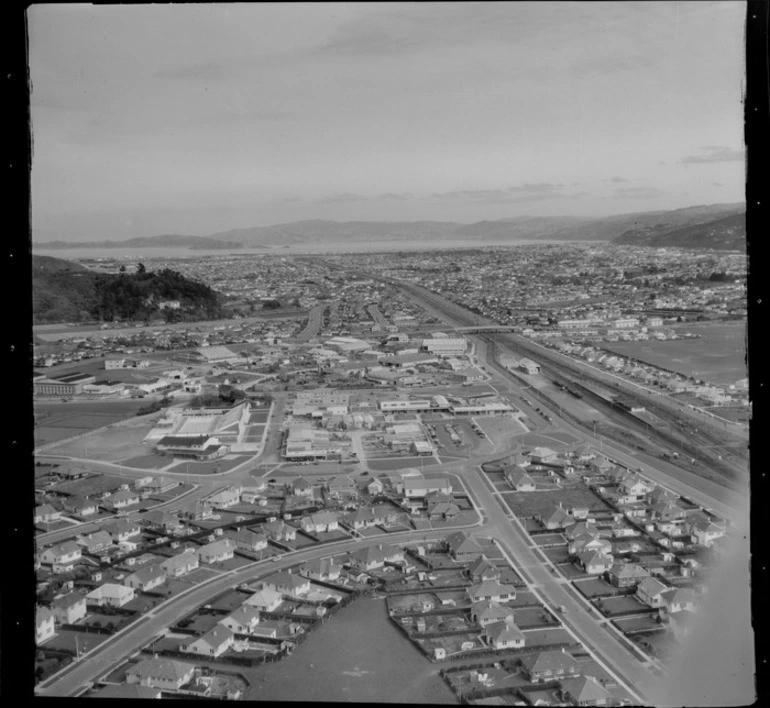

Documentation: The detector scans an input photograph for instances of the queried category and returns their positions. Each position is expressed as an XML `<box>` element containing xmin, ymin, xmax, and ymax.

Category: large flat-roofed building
<box><xmin>518</xmin><ymin>358</ymin><xmax>540</xmax><ymax>375</ymax></box>
<box><xmin>197</xmin><ymin>345</ymin><xmax>242</xmax><ymax>363</ymax></box>
<box><xmin>283</xmin><ymin>425</ymin><xmax>343</xmax><ymax>461</ymax></box>
<box><xmin>156</xmin><ymin>435</ymin><xmax>228</xmax><ymax>460</ymax></box>
<box><xmin>422</xmin><ymin>337</ymin><xmax>467</xmax><ymax>357</ymax></box>
<box><xmin>34</xmin><ymin>372</ymin><xmax>96</xmax><ymax>397</ymax></box>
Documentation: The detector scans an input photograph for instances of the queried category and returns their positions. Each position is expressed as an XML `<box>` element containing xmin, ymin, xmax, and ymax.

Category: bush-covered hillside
<box><xmin>32</xmin><ymin>256</ymin><xmax>225</xmax><ymax>323</ymax></box>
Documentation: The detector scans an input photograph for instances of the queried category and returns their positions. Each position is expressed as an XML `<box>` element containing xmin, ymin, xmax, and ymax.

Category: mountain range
<box><xmin>34</xmin><ymin>203</ymin><xmax>745</xmax><ymax>251</ymax></box>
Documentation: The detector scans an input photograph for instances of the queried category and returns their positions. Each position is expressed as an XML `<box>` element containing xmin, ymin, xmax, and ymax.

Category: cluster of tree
<box><xmin>91</xmin><ymin>264</ymin><xmax>224</xmax><ymax>322</ymax></box>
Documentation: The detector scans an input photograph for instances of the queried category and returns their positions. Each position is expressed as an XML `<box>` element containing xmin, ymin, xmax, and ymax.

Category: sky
<box><xmin>28</xmin><ymin>2</ymin><xmax>746</xmax><ymax>242</ymax></box>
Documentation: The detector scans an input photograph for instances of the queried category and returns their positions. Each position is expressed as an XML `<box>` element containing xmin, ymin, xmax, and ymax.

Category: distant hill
<box><xmin>36</xmin><ymin>234</ymin><xmax>246</xmax><ymax>250</ymax></box>
<box><xmin>611</xmin><ymin>207</ymin><xmax>746</xmax><ymax>250</ymax></box>
<box><xmin>32</xmin><ymin>255</ymin><xmax>225</xmax><ymax>324</ymax></box>
<box><xmin>32</xmin><ymin>203</ymin><xmax>746</xmax><ymax>251</ymax></box>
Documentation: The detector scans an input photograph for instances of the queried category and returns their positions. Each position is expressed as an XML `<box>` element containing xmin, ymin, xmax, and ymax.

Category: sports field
<box><xmin>34</xmin><ymin>400</ymin><xmax>152</xmax><ymax>447</ymax></box>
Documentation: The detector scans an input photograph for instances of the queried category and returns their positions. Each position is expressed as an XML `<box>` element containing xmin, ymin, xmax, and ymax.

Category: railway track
<box><xmin>360</xmin><ymin>273</ymin><xmax>748</xmax><ymax>488</ymax></box>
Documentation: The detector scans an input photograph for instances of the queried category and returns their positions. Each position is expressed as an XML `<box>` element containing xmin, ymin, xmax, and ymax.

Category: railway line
<box><xmin>356</xmin><ymin>272</ymin><xmax>748</xmax><ymax>491</ymax></box>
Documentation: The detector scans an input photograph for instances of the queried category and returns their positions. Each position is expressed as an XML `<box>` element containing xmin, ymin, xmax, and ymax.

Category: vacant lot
<box><xmin>519</xmin><ymin>627</ymin><xmax>574</xmax><ymax>647</ymax></box>
<box><xmin>43</xmin><ymin>628</ymin><xmax>111</xmax><ymax>655</ymax></box>
<box><xmin>596</xmin><ymin>595</ymin><xmax>652</xmax><ymax>617</ymax></box>
<box><xmin>573</xmin><ymin>577</ymin><xmax>621</xmax><ymax>599</ymax></box>
<box><xmin>613</xmin><ymin>615</ymin><xmax>665</xmax><ymax>634</ymax></box>
<box><xmin>248</xmin><ymin>409</ymin><xmax>271</xmax><ymax>424</ymax></box>
<box><xmin>501</xmin><ymin>487</ymin><xmax>609</xmax><ymax>517</ymax></box>
<box><xmin>533</xmin><ymin>533</ymin><xmax>567</xmax><ymax>547</ymax></box>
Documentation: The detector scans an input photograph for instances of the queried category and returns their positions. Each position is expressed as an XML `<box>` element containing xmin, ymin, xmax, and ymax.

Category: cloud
<box><xmin>605</xmin><ymin>176</ymin><xmax>629</xmax><ymax>183</ymax></box>
<box><xmin>319</xmin><ymin>192</ymin><xmax>368</xmax><ymax>203</ymax></box>
<box><xmin>378</xmin><ymin>192</ymin><xmax>413</xmax><ymax>201</ymax></box>
<box><xmin>431</xmin><ymin>186</ymin><xmax>584</xmax><ymax>203</ymax></box>
<box><xmin>680</xmin><ymin>146</ymin><xmax>744</xmax><ymax>164</ymax></box>
<box><xmin>614</xmin><ymin>186</ymin><xmax>667</xmax><ymax>199</ymax></box>
<box><xmin>507</xmin><ymin>182</ymin><xmax>564</xmax><ymax>194</ymax></box>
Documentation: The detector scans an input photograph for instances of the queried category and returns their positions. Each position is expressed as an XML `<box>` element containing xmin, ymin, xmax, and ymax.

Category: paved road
<box><xmin>36</xmin><ymin>525</ymin><xmax>477</xmax><ymax>697</ymax></box>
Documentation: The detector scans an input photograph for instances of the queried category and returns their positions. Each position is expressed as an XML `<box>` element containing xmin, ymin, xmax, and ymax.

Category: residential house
<box><xmin>61</xmin><ymin>496</ymin><xmax>98</xmax><ymax>518</ymax></box>
<box><xmin>299</xmin><ymin>557</ymin><xmax>343</xmax><ymax>582</ymax></box>
<box><xmin>521</xmin><ymin>649</ymin><xmax>581</xmax><ymax>683</ymax></box>
<box><xmin>607</xmin><ymin>561</ymin><xmax>650</xmax><ymax>588</ymax></box>
<box><xmin>348</xmin><ymin>543</ymin><xmax>404</xmax><ymax>571</ymax></box>
<box><xmin>560</xmin><ymin>675</ymin><xmax>613</xmax><ymax>706</ymax></box>
<box><xmin>504</xmin><ymin>467</ymin><xmax>537</xmax><ymax>491</ymax></box>
<box><xmin>219</xmin><ymin>605</ymin><xmax>261</xmax><ymax>634</ymax></box>
<box><xmin>40</xmin><ymin>541</ymin><xmax>82</xmax><ymax>573</ymax></box>
<box><xmin>143</xmin><ymin>476</ymin><xmax>179</xmax><ymax>494</ymax></box>
<box><xmin>36</xmin><ymin>606</ymin><xmax>56</xmax><ymax>644</ymax></box>
<box><xmin>528</xmin><ymin>447</ymin><xmax>559</xmax><ymax>464</ymax></box>
<box><xmin>199</xmin><ymin>539</ymin><xmax>236</xmax><ymax>564</ymax></box>
<box><xmin>427</xmin><ymin>499</ymin><xmax>460</xmax><ymax>521</ymax></box>
<box><xmin>263</xmin><ymin>519</ymin><xmax>297</xmax><ymax>542</ymax></box>
<box><xmin>647</xmin><ymin>486</ymin><xmax>679</xmax><ymax>507</ymax></box>
<box><xmin>86</xmin><ymin>583</ymin><xmax>135</xmax><ymax>608</ymax></box>
<box><xmin>125</xmin><ymin>657</ymin><xmax>196</xmax><ymax>691</ymax></box>
<box><xmin>445</xmin><ymin>531</ymin><xmax>484</xmax><ymax>562</ymax></box>
<box><xmin>263</xmin><ymin>571</ymin><xmax>311</xmax><ymax>597</ymax></box>
<box><xmin>160</xmin><ymin>549</ymin><xmax>200</xmax><ymax>577</ymax></box>
<box><xmin>366</xmin><ymin>477</ymin><xmax>384</xmax><ymax>495</ymax></box>
<box><xmin>34</xmin><ymin>503</ymin><xmax>61</xmax><ymax>524</ymax></box>
<box><xmin>467</xmin><ymin>556</ymin><xmax>502</xmax><ymax>583</ymax></box>
<box><xmin>78</xmin><ymin>530</ymin><xmax>113</xmax><ymax>555</ymax></box>
<box><xmin>244</xmin><ymin>587</ymin><xmax>283</xmax><ymax>612</ymax></box>
<box><xmin>618</xmin><ymin>473</ymin><xmax>655</xmax><ymax>500</ymax></box>
<box><xmin>207</xmin><ymin>485</ymin><xmax>242</xmax><ymax>509</ymax></box>
<box><xmin>300</xmin><ymin>511</ymin><xmax>339</xmax><ymax>534</ymax></box>
<box><xmin>103</xmin><ymin>520</ymin><xmax>141</xmax><ymax>543</ymax></box>
<box><xmin>690</xmin><ymin>517</ymin><xmax>726</xmax><ymax>547</ymax></box>
<box><xmin>104</xmin><ymin>489</ymin><xmax>141</xmax><ymax>510</ymax></box>
<box><xmin>661</xmin><ymin>588</ymin><xmax>697</xmax><ymax>614</ymax></box>
<box><xmin>325</xmin><ymin>476</ymin><xmax>357</xmax><ymax>499</ymax></box>
<box><xmin>231</xmin><ymin>528</ymin><xmax>269</xmax><ymax>553</ymax></box>
<box><xmin>485</xmin><ymin>620</ymin><xmax>526</xmax><ymax>650</ymax></box>
<box><xmin>471</xmin><ymin>600</ymin><xmax>515</xmax><ymax>627</ymax></box>
<box><xmin>565</xmin><ymin>522</ymin><xmax>599</xmax><ymax>542</ymax></box>
<box><xmin>183</xmin><ymin>501</ymin><xmax>213</xmax><ymax>521</ymax></box>
<box><xmin>125</xmin><ymin>563</ymin><xmax>167</xmax><ymax>592</ymax></box>
<box><xmin>141</xmin><ymin>510</ymin><xmax>180</xmax><ymax>534</ymax></box>
<box><xmin>183</xmin><ymin>625</ymin><xmax>235</xmax><ymax>658</ymax></box>
<box><xmin>289</xmin><ymin>477</ymin><xmax>315</xmax><ymax>498</ymax></box>
<box><xmin>371</xmin><ymin>504</ymin><xmax>400</xmax><ymax>526</ymax></box>
<box><xmin>403</xmin><ymin>476</ymin><xmax>453</xmax><ymax>499</ymax></box>
<box><xmin>52</xmin><ymin>591</ymin><xmax>87</xmax><ymax>625</ymax></box>
<box><xmin>466</xmin><ymin>580</ymin><xmax>517</xmax><ymax>604</ymax></box>
<box><xmin>577</xmin><ymin>551</ymin><xmax>614</xmax><ymax>576</ymax></box>
<box><xmin>343</xmin><ymin>507</ymin><xmax>377</xmax><ymax>531</ymax></box>
<box><xmin>537</xmin><ymin>505</ymin><xmax>576</xmax><ymax>531</ymax></box>
<box><xmin>569</xmin><ymin>535</ymin><xmax>612</xmax><ymax>557</ymax></box>
<box><xmin>636</xmin><ymin>577</ymin><xmax>671</xmax><ymax>607</ymax></box>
